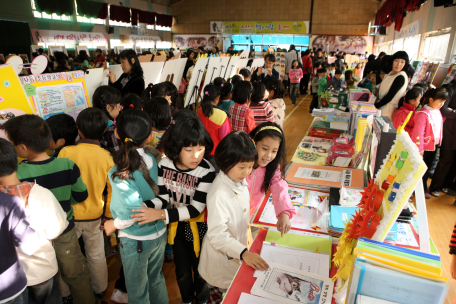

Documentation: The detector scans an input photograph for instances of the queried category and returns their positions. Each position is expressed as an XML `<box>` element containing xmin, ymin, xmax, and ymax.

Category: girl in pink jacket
<box><xmin>411</xmin><ymin>87</ymin><xmax>448</xmax><ymax>198</ymax></box>
<box><xmin>247</xmin><ymin>122</ymin><xmax>296</xmax><ymax>236</ymax></box>
<box><xmin>289</xmin><ymin>60</ymin><xmax>303</xmax><ymax>106</ymax></box>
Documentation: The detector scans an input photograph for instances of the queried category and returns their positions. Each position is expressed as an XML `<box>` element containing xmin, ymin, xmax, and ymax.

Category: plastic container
<box><xmin>326</xmin><ymin>154</ymin><xmax>355</xmax><ymax>168</ymax></box>
<box><xmin>310</xmin><ymin>127</ymin><xmax>345</xmax><ymax>139</ymax></box>
<box><xmin>330</xmin><ymin>144</ymin><xmax>355</xmax><ymax>157</ymax></box>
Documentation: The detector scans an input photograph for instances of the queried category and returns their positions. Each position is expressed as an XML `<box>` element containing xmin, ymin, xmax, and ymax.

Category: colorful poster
<box><xmin>210</xmin><ymin>21</ymin><xmax>223</xmax><ymax>33</ymax></box>
<box><xmin>310</xmin><ymin>35</ymin><xmax>374</xmax><ymax>54</ymax></box>
<box><xmin>0</xmin><ymin>65</ymin><xmax>35</xmax><ymax>139</ymax></box>
<box><xmin>274</xmin><ymin>52</ymin><xmax>286</xmax><ymax>79</ymax></box>
<box><xmin>20</xmin><ymin>71</ymin><xmax>91</xmax><ymax>120</ymax></box>
<box><xmin>222</xmin><ymin>21</ymin><xmax>309</xmax><ymax>34</ymax></box>
<box><xmin>414</xmin><ymin>61</ymin><xmax>429</xmax><ymax>84</ymax></box>
<box><xmin>31</xmin><ymin>29</ymin><xmax>107</xmax><ymax>45</ymax></box>
<box><xmin>441</xmin><ymin>64</ymin><xmax>456</xmax><ymax>86</ymax></box>
<box><xmin>173</xmin><ymin>34</ymin><xmax>222</xmax><ymax>50</ymax></box>
<box><xmin>410</xmin><ymin>60</ymin><xmax>423</xmax><ymax>85</ymax></box>
<box><xmin>423</xmin><ymin>62</ymin><xmax>440</xmax><ymax>86</ymax></box>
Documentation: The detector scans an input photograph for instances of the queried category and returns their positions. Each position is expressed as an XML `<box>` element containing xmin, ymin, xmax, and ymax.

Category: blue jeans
<box><xmin>28</xmin><ymin>274</ymin><xmax>62</xmax><ymax>304</ymax></box>
<box><xmin>119</xmin><ymin>233</ymin><xmax>169</xmax><ymax>304</ymax></box>
<box><xmin>289</xmin><ymin>83</ymin><xmax>299</xmax><ymax>105</ymax></box>
<box><xmin>4</xmin><ymin>288</ymin><xmax>28</xmax><ymax>304</ymax></box>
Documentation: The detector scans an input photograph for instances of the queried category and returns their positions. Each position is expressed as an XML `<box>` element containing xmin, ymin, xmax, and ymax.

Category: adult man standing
<box><xmin>300</xmin><ymin>50</ymin><xmax>312</xmax><ymax>95</ymax></box>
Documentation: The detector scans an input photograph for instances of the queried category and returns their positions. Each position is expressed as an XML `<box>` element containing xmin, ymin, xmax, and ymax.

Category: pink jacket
<box><xmin>411</xmin><ymin>107</ymin><xmax>442</xmax><ymax>152</ymax></box>
<box><xmin>246</xmin><ymin>165</ymin><xmax>296</xmax><ymax>219</ymax></box>
<box><xmin>289</xmin><ymin>68</ymin><xmax>303</xmax><ymax>84</ymax></box>
<box><xmin>393</xmin><ymin>102</ymin><xmax>416</xmax><ymax>134</ymax></box>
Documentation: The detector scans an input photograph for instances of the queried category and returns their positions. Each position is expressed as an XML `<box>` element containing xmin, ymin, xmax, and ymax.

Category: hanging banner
<box><xmin>173</xmin><ymin>35</ymin><xmax>222</xmax><ymax>50</ymax></box>
<box><xmin>310</xmin><ymin>36</ymin><xmax>374</xmax><ymax>54</ymax></box>
<box><xmin>31</xmin><ymin>29</ymin><xmax>108</xmax><ymax>44</ymax></box>
<box><xmin>130</xmin><ymin>35</ymin><xmax>160</xmax><ymax>45</ymax></box>
<box><xmin>222</xmin><ymin>21</ymin><xmax>309</xmax><ymax>34</ymax></box>
<box><xmin>394</xmin><ymin>19</ymin><xmax>422</xmax><ymax>40</ymax></box>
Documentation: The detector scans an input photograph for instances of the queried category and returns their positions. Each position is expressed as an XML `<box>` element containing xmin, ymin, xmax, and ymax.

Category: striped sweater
<box><xmin>150</xmin><ymin>157</ymin><xmax>216</xmax><ymax>242</ymax></box>
<box><xmin>250</xmin><ymin>101</ymin><xmax>276</xmax><ymax>127</ymax></box>
<box><xmin>17</xmin><ymin>157</ymin><xmax>88</xmax><ymax>235</ymax></box>
<box><xmin>450</xmin><ymin>223</ymin><xmax>456</xmax><ymax>254</ymax></box>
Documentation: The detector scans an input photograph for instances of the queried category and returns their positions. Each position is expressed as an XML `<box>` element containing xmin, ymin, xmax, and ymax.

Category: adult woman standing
<box><xmin>375</xmin><ymin>51</ymin><xmax>409</xmax><ymax>120</ymax></box>
<box><xmin>107</xmin><ymin>50</ymin><xmax>145</xmax><ymax>97</ymax></box>
<box><xmin>183</xmin><ymin>49</ymin><xmax>196</xmax><ymax>82</ymax></box>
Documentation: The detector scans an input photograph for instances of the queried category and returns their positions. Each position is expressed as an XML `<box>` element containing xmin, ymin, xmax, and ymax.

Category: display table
<box><xmin>223</xmin><ymin>229</ymin><xmax>339</xmax><ymax>304</ymax></box>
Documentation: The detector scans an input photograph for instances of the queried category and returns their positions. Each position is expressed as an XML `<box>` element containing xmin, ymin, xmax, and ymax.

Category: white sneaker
<box><xmin>111</xmin><ymin>289</ymin><xmax>128</xmax><ymax>304</ymax></box>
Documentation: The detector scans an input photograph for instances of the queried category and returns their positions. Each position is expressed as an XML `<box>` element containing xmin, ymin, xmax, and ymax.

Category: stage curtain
<box><xmin>110</xmin><ymin>5</ymin><xmax>131</xmax><ymax>23</ymax></box>
<box><xmin>35</xmin><ymin>0</ymin><xmax>74</xmax><ymax>15</ymax></box>
<box><xmin>0</xmin><ymin>20</ymin><xmax>32</xmax><ymax>59</ymax></box>
<box><xmin>76</xmin><ymin>0</ymin><xmax>105</xmax><ymax>19</ymax></box>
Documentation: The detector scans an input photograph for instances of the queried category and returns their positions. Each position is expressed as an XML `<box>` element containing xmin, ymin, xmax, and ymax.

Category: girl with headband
<box><xmin>248</xmin><ymin>122</ymin><xmax>296</xmax><ymax>236</ymax></box>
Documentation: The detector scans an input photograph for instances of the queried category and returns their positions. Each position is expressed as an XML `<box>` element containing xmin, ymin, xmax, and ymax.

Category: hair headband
<box><xmin>124</xmin><ymin>138</ymin><xmax>133</xmax><ymax>143</ymax></box>
<box><xmin>254</xmin><ymin>126</ymin><xmax>282</xmax><ymax>138</ymax></box>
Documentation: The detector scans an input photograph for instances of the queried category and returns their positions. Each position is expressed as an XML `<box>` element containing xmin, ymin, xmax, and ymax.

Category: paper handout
<box><xmin>251</xmin><ymin>262</ymin><xmax>333</xmax><ymax>304</ymax></box>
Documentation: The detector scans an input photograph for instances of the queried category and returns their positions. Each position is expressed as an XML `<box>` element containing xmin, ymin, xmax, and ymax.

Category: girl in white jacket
<box><xmin>198</xmin><ymin>132</ymin><xmax>269</xmax><ymax>303</ymax></box>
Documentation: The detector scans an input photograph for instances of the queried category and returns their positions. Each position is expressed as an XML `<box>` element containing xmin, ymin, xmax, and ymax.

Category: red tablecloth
<box><xmin>223</xmin><ymin>229</ymin><xmax>339</xmax><ymax>304</ymax></box>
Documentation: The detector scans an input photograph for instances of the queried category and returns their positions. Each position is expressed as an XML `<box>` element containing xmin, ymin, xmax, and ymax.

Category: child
<box><xmin>230</xmin><ymin>74</ymin><xmax>243</xmax><ymax>87</ymax></box>
<box><xmin>411</xmin><ymin>88</ymin><xmax>448</xmax><ymax>198</ymax></box>
<box><xmin>144</xmin><ymin>97</ymin><xmax>172</xmax><ymax>147</ymax></box>
<box><xmin>329</xmin><ymin>63</ymin><xmax>336</xmax><ymax>78</ymax></box>
<box><xmin>354</xmin><ymin>63</ymin><xmax>362</xmax><ymax>78</ymax></box>
<box><xmin>239</xmin><ymin>68</ymin><xmax>251</xmax><ymax>82</ymax></box>
<box><xmin>92</xmin><ymin>85</ymin><xmax>123</xmax><ymax>155</ymax></box>
<box><xmin>250</xmin><ymin>82</ymin><xmax>275</xmax><ymax>126</ymax></box>
<box><xmin>0</xmin><ymin>191</ymin><xmax>38</xmax><ymax>304</ymax></box>
<box><xmin>121</xmin><ymin>93</ymin><xmax>143</xmax><ymax>111</ymax></box>
<box><xmin>218</xmin><ymin>82</ymin><xmax>235</xmax><ymax>113</ymax></box>
<box><xmin>46</xmin><ymin>113</ymin><xmax>78</xmax><ymax>157</ymax></box>
<box><xmin>248</xmin><ymin>123</ymin><xmax>296</xmax><ymax>236</ymax></box>
<box><xmin>198</xmin><ymin>84</ymin><xmax>232</xmax><ymax>157</ymax></box>
<box><xmin>198</xmin><ymin>132</ymin><xmax>270</xmax><ymax>302</ymax></box>
<box><xmin>102</xmin><ymin>110</ymin><xmax>168</xmax><ymax>304</ymax></box>
<box><xmin>2</xmin><ymin>115</ymin><xmax>101</xmax><ymax>304</ymax></box>
<box><xmin>342</xmin><ymin>62</ymin><xmax>348</xmax><ymax>74</ymax></box>
<box><xmin>266</xmin><ymin>79</ymin><xmax>286</xmax><ymax>129</ymax></box>
<box><xmin>229</xmin><ymin>81</ymin><xmax>256</xmax><ymax>133</ymax></box>
<box><xmin>345</xmin><ymin>70</ymin><xmax>356</xmax><ymax>89</ymax></box>
<box><xmin>310</xmin><ymin>68</ymin><xmax>327</xmax><ymax>111</ymax></box>
<box><xmin>130</xmin><ymin>116</ymin><xmax>216</xmax><ymax>304</ymax></box>
<box><xmin>58</xmin><ymin>108</ymin><xmax>114</xmax><ymax>298</ymax></box>
<box><xmin>318</xmin><ymin>67</ymin><xmax>328</xmax><ymax>95</ymax></box>
<box><xmin>327</xmin><ymin>69</ymin><xmax>343</xmax><ymax>90</ymax></box>
<box><xmin>0</xmin><ymin>138</ymin><xmax>68</xmax><ymax>304</ymax></box>
<box><xmin>392</xmin><ymin>87</ymin><xmax>422</xmax><ymax>133</ymax></box>
<box><xmin>212</xmin><ymin>76</ymin><xmax>226</xmax><ymax>88</ymax></box>
<box><xmin>289</xmin><ymin>60</ymin><xmax>303</xmax><ymax>106</ymax></box>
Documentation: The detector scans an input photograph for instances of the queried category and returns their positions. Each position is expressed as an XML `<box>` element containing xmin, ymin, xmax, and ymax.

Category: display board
<box><xmin>184</xmin><ymin>57</ymin><xmax>209</xmax><ymax>107</ymax></box>
<box><xmin>410</xmin><ymin>60</ymin><xmax>423</xmax><ymax>85</ymax></box>
<box><xmin>0</xmin><ymin>65</ymin><xmax>35</xmax><ymax>139</ymax></box>
<box><xmin>203</xmin><ymin>56</ymin><xmax>226</xmax><ymax>89</ymax></box>
<box><xmin>84</xmin><ymin>68</ymin><xmax>104</xmax><ymax>102</ymax></box>
<box><xmin>158</xmin><ymin>58</ymin><xmax>187</xmax><ymax>90</ymax></box>
<box><xmin>274</xmin><ymin>52</ymin><xmax>286</xmax><ymax>79</ymax></box>
<box><xmin>224</xmin><ymin>56</ymin><xmax>239</xmax><ymax>80</ymax></box>
<box><xmin>20</xmin><ymin>70</ymin><xmax>91</xmax><ymax>120</ymax></box>
<box><xmin>441</xmin><ymin>64</ymin><xmax>456</xmax><ymax>86</ymax></box>
<box><xmin>76</xmin><ymin>45</ymin><xmax>90</xmax><ymax>57</ymax></box>
<box><xmin>142</xmin><ymin>62</ymin><xmax>165</xmax><ymax>87</ymax></box>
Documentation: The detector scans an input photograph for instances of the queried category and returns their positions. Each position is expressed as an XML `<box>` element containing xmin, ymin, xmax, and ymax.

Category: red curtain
<box><xmin>140</xmin><ymin>11</ymin><xmax>156</xmax><ymax>25</ymax></box>
<box><xmin>110</xmin><ymin>5</ymin><xmax>131</xmax><ymax>23</ymax></box>
<box><xmin>131</xmin><ymin>8</ymin><xmax>140</xmax><ymax>25</ymax></box>
<box><xmin>374</xmin><ymin>0</ymin><xmax>423</xmax><ymax>30</ymax></box>
<box><xmin>97</xmin><ymin>3</ymin><xmax>108</xmax><ymax>19</ymax></box>
<box><xmin>156</xmin><ymin>14</ymin><xmax>172</xmax><ymax>27</ymax></box>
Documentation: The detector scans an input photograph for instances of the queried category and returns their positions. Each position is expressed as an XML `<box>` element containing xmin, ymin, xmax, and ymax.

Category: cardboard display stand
<box><xmin>20</xmin><ymin>70</ymin><xmax>91</xmax><ymax>121</ymax></box>
<box><xmin>158</xmin><ymin>58</ymin><xmax>187</xmax><ymax>91</ymax></box>
<box><xmin>184</xmin><ymin>57</ymin><xmax>209</xmax><ymax>107</ymax></box>
<box><xmin>142</xmin><ymin>62</ymin><xmax>165</xmax><ymax>87</ymax></box>
<box><xmin>0</xmin><ymin>65</ymin><xmax>36</xmax><ymax>139</ymax></box>
<box><xmin>224</xmin><ymin>56</ymin><xmax>239</xmax><ymax>81</ymax></box>
<box><xmin>138</xmin><ymin>54</ymin><xmax>153</xmax><ymax>63</ymax></box>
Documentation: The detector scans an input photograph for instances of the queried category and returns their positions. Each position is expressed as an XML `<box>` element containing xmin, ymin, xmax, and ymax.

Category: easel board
<box><xmin>158</xmin><ymin>58</ymin><xmax>187</xmax><ymax>90</ymax></box>
<box><xmin>114</xmin><ymin>46</ymin><xmax>124</xmax><ymax>54</ymax></box>
<box><xmin>84</xmin><ymin>68</ymin><xmax>104</xmax><ymax>102</ymax></box>
<box><xmin>0</xmin><ymin>65</ymin><xmax>35</xmax><ymax>139</ymax></box>
<box><xmin>49</xmin><ymin>46</ymin><xmax>63</xmax><ymax>56</ymax></box>
<box><xmin>202</xmin><ymin>56</ymin><xmax>225</xmax><ymax>89</ymax></box>
<box><xmin>20</xmin><ymin>70</ymin><xmax>91</xmax><ymax>121</ymax></box>
<box><xmin>138</xmin><ymin>54</ymin><xmax>153</xmax><ymax>63</ymax></box>
<box><xmin>142</xmin><ymin>61</ymin><xmax>165</xmax><ymax>87</ymax></box>
<box><xmin>184</xmin><ymin>57</ymin><xmax>209</xmax><ymax>107</ymax></box>
<box><xmin>224</xmin><ymin>56</ymin><xmax>239</xmax><ymax>80</ymax></box>
<box><xmin>217</xmin><ymin>56</ymin><xmax>231</xmax><ymax>79</ymax></box>
<box><xmin>233</xmin><ymin>58</ymin><xmax>249</xmax><ymax>76</ymax></box>
<box><xmin>76</xmin><ymin>45</ymin><xmax>90</xmax><ymax>57</ymax></box>
<box><xmin>251</xmin><ymin>58</ymin><xmax>265</xmax><ymax>71</ymax></box>
<box><xmin>109</xmin><ymin>65</ymin><xmax>124</xmax><ymax>82</ymax></box>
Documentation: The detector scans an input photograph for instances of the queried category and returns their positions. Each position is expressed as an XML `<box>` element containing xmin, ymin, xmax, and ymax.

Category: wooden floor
<box><xmin>102</xmin><ymin>93</ymin><xmax>456</xmax><ymax>304</ymax></box>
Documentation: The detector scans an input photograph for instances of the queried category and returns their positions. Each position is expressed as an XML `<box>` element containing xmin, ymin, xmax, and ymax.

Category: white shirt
<box><xmin>115</xmin><ymin>148</ymin><xmax>166</xmax><ymax>240</ymax></box>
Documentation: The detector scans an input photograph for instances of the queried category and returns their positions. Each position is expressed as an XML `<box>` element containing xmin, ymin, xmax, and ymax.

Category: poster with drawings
<box><xmin>274</xmin><ymin>52</ymin><xmax>286</xmax><ymax>79</ymax></box>
<box><xmin>34</xmin><ymin>82</ymin><xmax>89</xmax><ymax>120</ymax></box>
<box><xmin>258</xmin><ymin>190</ymin><xmax>329</xmax><ymax>233</ymax></box>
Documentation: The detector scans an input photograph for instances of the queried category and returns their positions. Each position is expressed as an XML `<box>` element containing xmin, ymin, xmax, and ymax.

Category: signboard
<box><xmin>394</xmin><ymin>19</ymin><xmax>422</xmax><ymax>40</ymax></box>
<box><xmin>310</xmin><ymin>36</ymin><xmax>374</xmax><ymax>54</ymax></box>
<box><xmin>222</xmin><ymin>21</ymin><xmax>309</xmax><ymax>34</ymax></box>
<box><xmin>31</xmin><ymin>29</ymin><xmax>107</xmax><ymax>45</ymax></box>
<box><xmin>173</xmin><ymin>35</ymin><xmax>222</xmax><ymax>50</ymax></box>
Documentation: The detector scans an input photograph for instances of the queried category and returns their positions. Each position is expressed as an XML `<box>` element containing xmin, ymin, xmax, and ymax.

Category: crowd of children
<box><xmin>0</xmin><ymin>49</ymin><xmax>298</xmax><ymax>304</ymax></box>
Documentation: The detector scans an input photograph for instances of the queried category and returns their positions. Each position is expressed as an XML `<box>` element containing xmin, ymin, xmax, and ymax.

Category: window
<box><xmin>391</xmin><ymin>38</ymin><xmax>404</xmax><ymax>54</ymax></box>
<box><xmin>155</xmin><ymin>25</ymin><xmax>171</xmax><ymax>32</ymax></box>
<box><xmin>420</xmin><ymin>28</ymin><xmax>451</xmax><ymax>62</ymax></box>
<box><xmin>263</xmin><ymin>35</ymin><xmax>278</xmax><ymax>45</ymax></box>
<box><xmin>403</xmin><ymin>34</ymin><xmax>421</xmax><ymax>62</ymax></box>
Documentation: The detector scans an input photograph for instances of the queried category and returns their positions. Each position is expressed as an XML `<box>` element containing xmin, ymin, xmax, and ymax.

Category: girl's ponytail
<box><xmin>201</xmin><ymin>84</ymin><xmax>220</xmax><ymax>118</ymax></box>
<box><xmin>422</xmin><ymin>87</ymin><xmax>449</xmax><ymax>106</ymax></box>
<box><xmin>111</xmin><ymin>110</ymin><xmax>152</xmax><ymax>180</ymax></box>
<box><xmin>220</xmin><ymin>82</ymin><xmax>233</xmax><ymax>100</ymax></box>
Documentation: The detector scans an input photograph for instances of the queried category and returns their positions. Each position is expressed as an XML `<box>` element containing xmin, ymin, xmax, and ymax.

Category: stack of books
<box><xmin>345</xmin><ymin>238</ymin><xmax>448</xmax><ymax>304</ymax></box>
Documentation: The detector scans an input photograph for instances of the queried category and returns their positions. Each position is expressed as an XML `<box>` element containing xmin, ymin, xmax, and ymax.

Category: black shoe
<box><xmin>62</xmin><ymin>296</ymin><xmax>73</xmax><ymax>304</ymax></box>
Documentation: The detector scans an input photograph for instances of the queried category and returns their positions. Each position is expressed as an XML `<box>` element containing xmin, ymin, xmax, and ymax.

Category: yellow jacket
<box><xmin>168</xmin><ymin>210</ymin><xmax>205</xmax><ymax>257</ymax></box>
<box><xmin>58</xmin><ymin>139</ymin><xmax>114</xmax><ymax>221</ymax></box>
